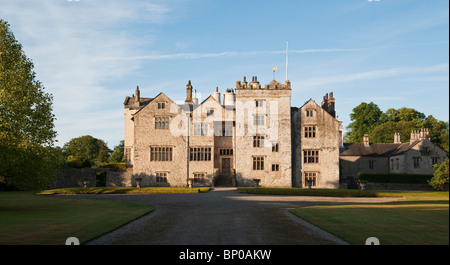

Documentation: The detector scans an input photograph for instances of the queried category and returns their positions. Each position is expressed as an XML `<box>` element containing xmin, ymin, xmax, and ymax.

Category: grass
<box><xmin>0</xmin><ymin>192</ymin><xmax>154</xmax><ymax>245</ymax></box>
<box><xmin>237</xmin><ymin>187</ymin><xmax>403</xmax><ymax>197</ymax></box>
<box><xmin>289</xmin><ymin>191</ymin><xmax>449</xmax><ymax>245</ymax></box>
<box><xmin>40</xmin><ymin>186</ymin><xmax>211</xmax><ymax>195</ymax></box>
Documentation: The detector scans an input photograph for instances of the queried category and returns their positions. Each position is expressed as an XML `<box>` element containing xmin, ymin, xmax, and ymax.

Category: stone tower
<box><xmin>234</xmin><ymin>76</ymin><xmax>292</xmax><ymax>187</ymax></box>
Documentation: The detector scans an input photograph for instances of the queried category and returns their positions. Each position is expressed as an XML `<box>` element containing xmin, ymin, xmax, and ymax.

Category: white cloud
<box><xmin>298</xmin><ymin>63</ymin><xmax>449</xmax><ymax>89</ymax></box>
<box><xmin>0</xmin><ymin>0</ymin><xmax>174</xmax><ymax>147</ymax></box>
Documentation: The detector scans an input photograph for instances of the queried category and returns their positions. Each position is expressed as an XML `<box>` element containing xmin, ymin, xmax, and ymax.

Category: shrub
<box><xmin>66</xmin><ymin>155</ymin><xmax>91</xmax><ymax>168</ymax></box>
<box><xmin>428</xmin><ymin>158</ymin><xmax>449</xmax><ymax>191</ymax></box>
<box><xmin>97</xmin><ymin>162</ymin><xmax>127</xmax><ymax>171</ymax></box>
<box><xmin>357</xmin><ymin>172</ymin><xmax>433</xmax><ymax>184</ymax></box>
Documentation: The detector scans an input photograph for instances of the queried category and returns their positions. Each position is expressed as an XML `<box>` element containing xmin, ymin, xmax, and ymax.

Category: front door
<box><xmin>221</xmin><ymin>157</ymin><xmax>231</xmax><ymax>175</ymax></box>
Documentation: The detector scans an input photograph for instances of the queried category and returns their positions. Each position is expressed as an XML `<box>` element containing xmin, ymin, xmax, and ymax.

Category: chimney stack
<box><xmin>134</xmin><ymin>86</ymin><xmax>140</xmax><ymax>105</ymax></box>
<box><xmin>185</xmin><ymin>80</ymin><xmax>193</xmax><ymax>105</ymax></box>
<box><xmin>363</xmin><ymin>134</ymin><xmax>370</xmax><ymax>147</ymax></box>
<box><xmin>394</xmin><ymin>132</ymin><xmax>401</xmax><ymax>144</ymax></box>
<box><xmin>321</xmin><ymin>92</ymin><xmax>336</xmax><ymax>118</ymax></box>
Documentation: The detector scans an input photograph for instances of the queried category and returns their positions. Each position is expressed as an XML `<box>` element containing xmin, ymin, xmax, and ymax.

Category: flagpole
<box><xmin>286</xmin><ymin>40</ymin><xmax>289</xmax><ymax>81</ymax></box>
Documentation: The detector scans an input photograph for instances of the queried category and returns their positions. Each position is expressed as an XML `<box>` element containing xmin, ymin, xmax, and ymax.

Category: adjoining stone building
<box><xmin>340</xmin><ymin>129</ymin><xmax>448</xmax><ymax>188</ymax></box>
<box><xmin>291</xmin><ymin>93</ymin><xmax>343</xmax><ymax>189</ymax></box>
<box><xmin>124</xmin><ymin>77</ymin><xmax>342</xmax><ymax>188</ymax></box>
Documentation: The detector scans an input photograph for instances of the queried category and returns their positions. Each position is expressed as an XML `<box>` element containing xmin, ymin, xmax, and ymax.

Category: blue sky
<box><xmin>1</xmin><ymin>0</ymin><xmax>448</xmax><ymax>148</ymax></box>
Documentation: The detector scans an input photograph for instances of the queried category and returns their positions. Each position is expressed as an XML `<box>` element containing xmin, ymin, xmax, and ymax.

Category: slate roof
<box><xmin>123</xmin><ymin>96</ymin><xmax>153</xmax><ymax>109</ymax></box>
<box><xmin>340</xmin><ymin>140</ymin><xmax>422</xmax><ymax>157</ymax></box>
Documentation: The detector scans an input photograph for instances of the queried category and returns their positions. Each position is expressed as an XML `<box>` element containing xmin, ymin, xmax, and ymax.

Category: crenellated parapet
<box><xmin>236</xmin><ymin>76</ymin><xmax>291</xmax><ymax>90</ymax></box>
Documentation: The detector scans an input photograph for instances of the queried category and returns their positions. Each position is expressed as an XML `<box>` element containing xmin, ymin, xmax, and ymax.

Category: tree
<box><xmin>346</xmin><ymin>102</ymin><xmax>449</xmax><ymax>152</ymax></box>
<box><xmin>0</xmin><ymin>19</ymin><xmax>57</xmax><ymax>190</ymax></box>
<box><xmin>428</xmin><ymin>158</ymin><xmax>449</xmax><ymax>191</ymax></box>
<box><xmin>370</xmin><ymin>120</ymin><xmax>420</xmax><ymax>143</ymax></box>
<box><xmin>370</xmin><ymin>107</ymin><xmax>426</xmax><ymax>143</ymax></box>
<box><xmin>62</xmin><ymin>135</ymin><xmax>111</xmax><ymax>167</ymax></box>
<box><xmin>423</xmin><ymin>116</ymin><xmax>449</xmax><ymax>153</ymax></box>
<box><xmin>345</xmin><ymin>102</ymin><xmax>383</xmax><ymax>143</ymax></box>
<box><xmin>108</xmin><ymin>140</ymin><xmax>124</xmax><ymax>163</ymax></box>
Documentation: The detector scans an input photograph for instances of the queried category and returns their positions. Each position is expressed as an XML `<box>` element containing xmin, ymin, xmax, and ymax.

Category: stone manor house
<box><xmin>124</xmin><ymin>77</ymin><xmax>343</xmax><ymax>188</ymax></box>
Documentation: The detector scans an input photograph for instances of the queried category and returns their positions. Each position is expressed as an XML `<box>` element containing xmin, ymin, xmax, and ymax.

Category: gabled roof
<box><xmin>340</xmin><ymin>143</ymin><xmax>401</xmax><ymax>157</ymax></box>
<box><xmin>124</xmin><ymin>96</ymin><xmax>153</xmax><ymax>109</ymax></box>
<box><xmin>132</xmin><ymin>92</ymin><xmax>182</xmax><ymax>116</ymax></box>
<box><xmin>198</xmin><ymin>95</ymin><xmax>224</xmax><ymax>109</ymax></box>
<box><xmin>340</xmin><ymin>140</ymin><xmax>423</xmax><ymax>157</ymax></box>
<box><xmin>298</xmin><ymin>99</ymin><xmax>341</xmax><ymax>123</ymax></box>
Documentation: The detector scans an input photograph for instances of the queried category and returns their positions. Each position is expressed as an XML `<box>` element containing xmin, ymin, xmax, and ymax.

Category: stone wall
<box><xmin>52</xmin><ymin>168</ymin><xmax>133</xmax><ymax>188</ymax></box>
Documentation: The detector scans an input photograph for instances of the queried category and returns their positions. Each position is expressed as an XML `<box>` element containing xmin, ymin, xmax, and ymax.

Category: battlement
<box><xmin>236</xmin><ymin>76</ymin><xmax>291</xmax><ymax>90</ymax></box>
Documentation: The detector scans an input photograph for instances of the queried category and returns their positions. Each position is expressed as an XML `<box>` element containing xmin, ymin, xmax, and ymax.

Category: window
<box><xmin>413</xmin><ymin>157</ymin><xmax>420</xmax><ymax>168</ymax></box>
<box><xmin>369</xmin><ymin>160</ymin><xmax>375</xmax><ymax>169</ymax></box>
<box><xmin>421</xmin><ymin>147</ymin><xmax>430</xmax><ymax>156</ymax></box>
<box><xmin>223</xmin><ymin>125</ymin><xmax>233</xmax><ymax>136</ymax></box>
<box><xmin>304</xmin><ymin>126</ymin><xmax>316</xmax><ymax>138</ymax></box>
<box><xmin>193</xmin><ymin>173</ymin><xmax>206</xmax><ymax>184</ymax></box>
<box><xmin>255</xmin><ymin>100</ymin><xmax>265</xmax><ymax>107</ymax></box>
<box><xmin>272</xmin><ymin>142</ymin><xmax>279</xmax><ymax>152</ymax></box>
<box><xmin>306</xmin><ymin>110</ymin><xmax>314</xmax><ymax>117</ymax></box>
<box><xmin>303</xmin><ymin>150</ymin><xmax>319</xmax><ymax>163</ymax></box>
<box><xmin>214</xmin><ymin>122</ymin><xmax>233</xmax><ymax>136</ymax></box>
<box><xmin>219</xmin><ymin>149</ymin><xmax>233</xmax><ymax>156</ymax></box>
<box><xmin>272</xmin><ymin>164</ymin><xmax>280</xmax><ymax>171</ymax></box>
<box><xmin>124</xmin><ymin>147</ymin><xmax>131</xmax><ymax>162</ymax></box>
<box><xmin>432</xmin><ymin>157</ymin><xmax>439</xmax><ymax>165</ymax></box>
<box><xmin>193</xmin><ymin>123</ymin><xmax>208</xmax><ymax>136</ymax></box>
<box><xmin>155</xmin><ymin>117</ymin><xmax>169</xmax><ymax>129</ymax></box>
<box><xmin>304</xmin><ymin>172</ymin><xmax>317</xmax><ymax>187</ymax></box>
<box><xmin>253</xmin><ymin>135</ymin><xmax>265</xmax><ymax>148</ymax></box>
<box><xmin>150</xmin><ymin>147</ymin><xmax>173</xmax><ymax>161</ymax></box>
<box><xmin>207</xmin><ymin>109</ymin><xmax>214</xmax><ymax>116</ymax></box>
<box><xmin>156</xmin><ymin>172</ymin><xmax>168</xmax><ymax>183</ymax></box>
<box><xmin>253</xmin><ymin>115</ymin><xmax>265</xmax><ymax>126</ymax></box>
<box><xmin>391</xmin><ymin>159</ymin><xmax>394</xmax><ymax>170</ymax></box>
<box><xmin>157</xmin><ymin>102</ymin><xmax>165</xmax><ymax>109</ymax></box>
<box><xmin>252</xmin><ymin>156</ymin><xmax>264</xmax><ymax>170</ymax></box>
<box><xmin>190</xmin><ymin>147</ymin><xmax>212</xmax><ymax>161</ymax></box>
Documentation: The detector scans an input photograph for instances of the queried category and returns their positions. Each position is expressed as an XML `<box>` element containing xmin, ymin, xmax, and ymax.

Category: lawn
<box><xmin>0</xmin><ymin>192</ymin><xmax>154</xmax><ymax>245</ymax></box>
<box><xmin>237</xmin><ymin>187</ymin><xmax>403</xmax><ymax>197</ymax></box>
<box><xmin>289</xmin><ymin>191</ymin><xmax>449</xmax><ymax>245</ymax></box>
<box><xmin>40</xmin><ymin>186</ymin><xmax>211</xmax><ymax>195</ymax></box>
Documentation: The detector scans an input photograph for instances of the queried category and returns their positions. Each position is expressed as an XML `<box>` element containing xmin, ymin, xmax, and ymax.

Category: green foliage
<box><xmin>97</xmin><ymin>162</ymin><xmax>126</xmax><ymax>171</ymax></box>
<box><xmin>108</xmin><ymin>140</ymin><xmax>124</xmax><ymax>163</ymax></box>
<box><xmin>62</xmin><ymin>135</ymin><xmax>111</xmax><ymax>167</ymax></box>
<box><xmin>357</xmin><ymin>172</ymin><xmax>433</xmax><ymax>184</ymax></box>
<box><xmin>66</xmin><ymin>155</ymin><xmax>91</xmax><ymax>168</ymax></box>
<box><xmin>345</xmin><ymin>102</ymin><xmax>449</xmax><ymax>152</ymax></box>
<box><xmin>429</xmin><ymin>158</ymin><xmax>449</xmax><ymax>191</ymax></box>
<box><xmin>345</xmin><ymin>102</ymin><xmax>383</xmax><ymax>143</ymax></box>
<box><xmin>0</xmin><ymin>19</ymin><xmax>58</xmax><ymax>190</ymax></box>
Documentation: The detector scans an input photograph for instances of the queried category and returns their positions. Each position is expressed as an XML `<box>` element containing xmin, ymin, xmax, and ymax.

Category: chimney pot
<box><xmin>363</xmin><ymin>134</ymin><xmax>370</xmax><ymax>147</ymax></box>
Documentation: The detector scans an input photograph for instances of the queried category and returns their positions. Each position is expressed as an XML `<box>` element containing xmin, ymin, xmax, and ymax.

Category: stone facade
<box><xmin>291</xmin><ymin>93</ymin><xmax>343</xmax><ymax>188</ymax></box>
<box><xmin>340</xmin><ymin>130</ymin><xmax>448</xmax><ymax>187</ymax></box>
<box><xmin>235</xmin><ymin>77</ymin><xmax>292</xmax><ymax>187</ymax></box>
<box><xmin>124</xmin><ymin>77</ymin><xmax>342</xmax><ymax>188</ymax></box>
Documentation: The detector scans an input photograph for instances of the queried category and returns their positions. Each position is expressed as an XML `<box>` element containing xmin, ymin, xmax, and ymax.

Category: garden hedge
<box><xmin>357</xmin><ymin>172</ymin><xmax>433</xmax><ymax>184</ymax></box>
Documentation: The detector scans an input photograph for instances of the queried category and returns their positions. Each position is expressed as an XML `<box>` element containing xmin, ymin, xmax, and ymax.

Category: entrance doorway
<box><xmin>221</xmin><ymin>157</ymin><xmax>231</xmax><ymax>175</ymax></box>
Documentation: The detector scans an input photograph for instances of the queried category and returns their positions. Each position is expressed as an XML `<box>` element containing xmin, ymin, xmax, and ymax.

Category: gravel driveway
<box><xmin>59</xmin><ymin>188</ymin><xmax>400</xmax><ymax>245</ymax></box>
